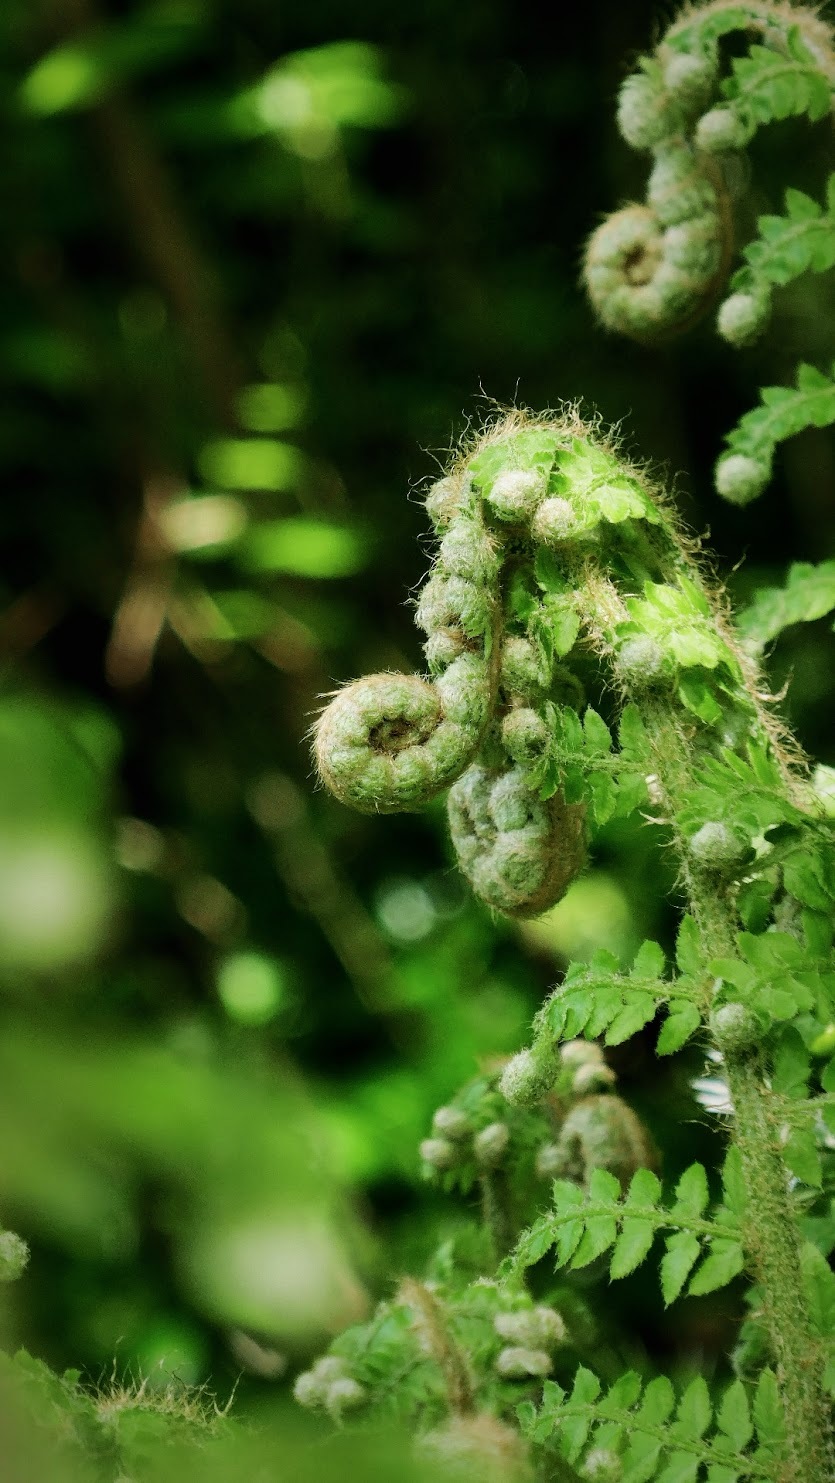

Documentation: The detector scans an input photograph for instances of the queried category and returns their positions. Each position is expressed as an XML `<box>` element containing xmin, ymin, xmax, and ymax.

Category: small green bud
<box><xmin>500</xmin><ymin>635</ymin><xmax>550</xmax><ymax>702</ymax></box>
<box><xmin>494</xmin><ymin>1305</ymin><xmax>566</xmax><ymax>1348</ymax></box>
<box><xmin>324</xmin><ymin>1376</ymin><xmax>367</xmax><ymax>1419</ymax></box>
<box><xmin>583</xmin><ymin>1448</ymin><xmax>623</xmax><ymax>1482</ymax></box>
<box><xmin>424</xmin><ymin>627</ymin><xmax>467</xmax><ymax>672</ymax></box>
<box><xmin>710</xmin><ymin>1002</ymin><xmax>759</xmax><ymax>1054</ymax></box>
<box><xmin>293</xmin><ymin>1355</ymin><xmax>348</xmax><ymax>1408</ymax></box>
<box><xmin>421</xmin><ymin>1415</ymin><xmax>533</xmax><ymax>1483</ymax></box>
<box><xmin>663</xmin><ymin>217</ymin><xmax>722</xmax><ymax>278</ymax></box>
<box><xmin>617</xmin><ymin>72</ymin><xmax>681</xmax><ymax>150</ymax></box>
<box><xmin>717</xmin><ymin>291</ymin><xmax>770</xmax><ymax>347</ymax></box>
<box><xmin>532</xmin><ymin>496</ymin><xmax>577</xmax><ymax>545</ymax></box>
<box><xmin>501</xmin><ymin>707</ymin><xmax>548</xmax><ymax>763</ymax></box>
<box><xmin>648</xmin><ymin>146</ymin><xmax>717</xmax><ymax>228</ymax></box>
<box><xmin>485</xmin><ymin>467</ymin><xmax>547</xmax><ymax>522</ymax></box>
<box><xmin>420</xmin><ymin>1136</ymin><xmax>460</xmax><ymax>1170</ymax></box>
<box><xmin>495</xmin><ymin>1345</ymin><xmax>553</xmax><ymax>1378</ymax></box>
<box><xmin>425</xmin><ymin>476</ymin><xmax>465</xmax><ymax>531</ymax></box>
<box><xmin>500</xmin><ymin>1049</ymin><xmax>548</xmax><ymax>1106</ymax></box>
<box><xmin>573</xmin><ymin>1059</ymin><xmax>617</xmax><ymax>1095</ymax></box>
<box><xmin>560</xmin><ymin>1039</ymin><xmax>616</xmax><ymax>1094</ymax></box>
<box><xmin>432</xmin><ymin>1105</ymin><xmax>472</xmax><ymax>1140</ymax></box>
<box><xmin>0</xmin><ymin>1229</ymin><xmax>29</xmax><ymax>1283</ymax></box>
<box><xmin>616</xmin><ymin>634</ymin><xmax>669</xmax><ymax>688</ymax></box>
<box><xmin>714</xmin><ymin>453</ymin><xmax>770</xmax><ymax>505</ymax></box>
<box><xmin>689</xmin><ymin>821</ymin><xmax>749</xmax><ymax>872</ymax></box>
<box><xmin>474</xmin><ymin>1121</ymin><xmax>510</xmax><ymax>1168</ymax></box>
<box><xmin>695</xmin><ymin>106</ymin><xmax>752</xmax><ymax>153</ymax></box>
<box><xmin>535</xmin><ymin>1142</ymin><xmax>564</xmax><ymax>1179</ymax></box>
<box><xmin>662</xmin><ymin>49</ymin><xmax>716</xmax><ymax>104</ymax></box>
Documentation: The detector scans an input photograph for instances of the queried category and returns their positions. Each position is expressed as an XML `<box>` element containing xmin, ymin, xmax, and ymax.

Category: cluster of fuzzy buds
<box><xmin>493</xmin><ymin>1303</ymin><xmax>566</xmax><ymax>1379</ymax></box>
<box><xmin>536</xmin><ymin>1093</ymin><xmax>656</xmax><ymax>1190</ymax></box>
<box><xmin>315</xmin><ymin>413</ymin><xmax>760</xmax><ymax>916</ymax></box>
<box><xmin>584</xmin><ymin>5</ymin><xmax>835</xmax><ymax>341</ymax></box>
<box><xmin>292</xmin><ymin>1355</ymin><xmax>366</xmax><ymax>1420</ymax></box>
<box><xmin>420</xmin><ymin>1102</ymin><xmax>511</xmax><ymax>1174</ymax></box>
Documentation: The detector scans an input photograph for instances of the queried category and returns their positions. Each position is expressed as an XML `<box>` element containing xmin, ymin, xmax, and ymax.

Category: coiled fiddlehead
<box><xmin>584</xmin><ymin>1</ymin><xmax>835</xmax><ymax>502</ymax></box>
<box><xmin>315</xmin><ymin>409</ymin><xmax>788</xmax><ymax>916</ymax></box>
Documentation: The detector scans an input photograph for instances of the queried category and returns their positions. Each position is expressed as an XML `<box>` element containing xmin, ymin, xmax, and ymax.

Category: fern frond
<box><xmin>507</xmin><ymin>1159</ymin><xmax>746</xmax><ymax>1304</ymax></box>
<box><xmin>520</xmin><ymin>1364</ymin><xmax>787</xmax><ymax>1482</ymax></box>
<box><xmin>737</xmin><ymin>559</ymin><xmax>835</xmax><ymax>651</ymax></box>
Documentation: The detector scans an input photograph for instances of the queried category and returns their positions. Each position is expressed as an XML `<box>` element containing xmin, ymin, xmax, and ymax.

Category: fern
<box><xmin>585</xmin><ymin>2</ymin><xmax>835</xmax><ymax>504</ymax></box>
<box><xmin>520</xmin><ymin>1365</ymin><xmax>787</xmax><ymax>1482</ymax></box>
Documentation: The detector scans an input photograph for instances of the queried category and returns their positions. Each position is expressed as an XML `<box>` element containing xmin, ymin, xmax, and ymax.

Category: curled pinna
<box><xmin>314</xmin><ymin>411</ymin><xmax>773</xmax><ymax>916</ymax></box>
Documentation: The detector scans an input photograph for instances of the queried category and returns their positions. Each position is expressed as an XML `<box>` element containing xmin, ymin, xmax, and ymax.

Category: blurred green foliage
<box><xmin>0</xmin><ymin>0</ymin><xmax>832</xmax><ymax>1473</ymax></box>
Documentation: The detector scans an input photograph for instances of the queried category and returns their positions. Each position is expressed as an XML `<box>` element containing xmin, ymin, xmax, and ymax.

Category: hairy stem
<box><xmin>644</xmin><ymin>708</ymin><xmax>833</xmax><ymax>1483</ymax></box>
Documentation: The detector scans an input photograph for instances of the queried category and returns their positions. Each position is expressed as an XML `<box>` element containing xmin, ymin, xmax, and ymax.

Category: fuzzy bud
<box><xmin>662</xmin><ymin>49</ymin><xmax>716</xmax><ymax>104</ymax></box>
<box><xmin>560</xmin><ymin>1039</ymin><xmax>616</xmax><ymax>1094</ymax></box>
<box><xmin>500</xmin><ymin>1049</ymin><xmax>549</xmax><ymax>1106</ymax></box>
<box><xmin>717</xmin><ymin>291</ymin><xmax>770</xmax><ymax>347</ymax></box>
<box><xmin>420</xmin><ymin>1414</ymin><xmax>533</xmax><ymax>1483</ymax></box>
<box><xmin>617</xmin><ymin>72</ymin><xmax>681</xmax><ymax>150</ymax></box>
<box><xmin>495</xmin><ymin>1345</ymin><xmax>553</xmax><ymax>1379</ymax></box>
<box><xmin>647</xmin><ymin>145</ymin><xmax>718</xmax><ymax>228</ymax></box>
<box><xmin>485</xmin><ymin>467</ymin><xmax>547</xmax><ymax>523</ymax></box>
<box><xmin>695</xmin><ymin>106</ymin><xmax>752</xmax><ymax>153</ymax></box>
<box><xmin>714</xmin><ymin>453</ymin><xmax>770</xmax><ymax>505</ymax></box>
<box><xmin>532</xmin><ymin>497</ymin><xmax>577</xmax><ymax>545</ymax></box>
<box><xmin>583</xmin><ymin>1448</ymin><xmax>623</xmax><ymax>1482</ymax></box>
<box><xmin>432</xmin><ymin>1106</ymin><xmax>472</xmax><ymax>1141</ymax></box>
<box><xmin>536</xmin><ymin>1142</ymin><xmax>564</xmax><ymax>1179</ymax></box>
<box><xmin>0</xmin><ymin>1229</ymin><xmax>29</xmax><ymax>1283</ymax></box>
<box><xmin>425</xmin><ymin>476</ymin><xmax>465</xmax><ymax>532</ymax></box>
<box><xmin>617</xmin><ymin>635</ymin><xmax>671</xmax><ymax>689</ymax></box>
<box><xmin>324</xmin><ymin>1376</ymin><xmax>367</xmax><ymax>1419</ymax></box>
<box><xmin>501</xmin><ymin>707</ymin><xmax>549</xmax><ymax>764</ymax></box>
<box><xmin>474</xmin><ymin>1122</ymin><xmax>510</xmax><ymax>1168</ymax></box>
<box><xmin>689</xmin><ymin>821</ymin><xmax>749</xmax><ymax>872</ymax></box>
<box><xmin>494</xmin><ymin>1305</ymin><xmax>566</xmax><ymax>1348</ymax></box>
<box><xmin>293</xmin><ymin>1354</ymin><xmax>350</xmax><ymax>1409</ymax></box>
<box><xmin>420</xmin><ymin>1136</ymin><xmax>460</xmax><ymax>1171</ymax></box>
<box><xmin>573</xmin><ymin>1059</ymin><xmax>618</xmax><ymax>1095</ymax></box>
<box><xmin>710</xmin><ymin>1002</ymin><xmax>759</xmax><ymax>1055</ymax></box>
<box><xmin>542</xmin><ymin>1094</ymin><xmax>656</xmax><ymax>1189</ymax></box>
<box><xmin>448</xmin><ymin>764</ymin><xmax>586</xmax><ymax>917</ymax></box>
<box><xmin>500</xmin><ymin>636</ymin><xmax>550</xmax><ymax>702</ymax></box>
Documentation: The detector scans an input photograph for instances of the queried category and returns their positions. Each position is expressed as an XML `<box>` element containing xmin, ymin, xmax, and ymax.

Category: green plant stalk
<box><xmin>314</xmin><ymin>414</ymin><xmax>835</xmax><ymax>1474</ymax></box>
<box><xmin>578</xmin><ymin>570</ymin><xmax>833</xmax><ymax>1478</ymax></box>
<box><xmin>618</xmin><ymin>696</ymin><xmax>833</xmax><ymax>1483</ymax></box>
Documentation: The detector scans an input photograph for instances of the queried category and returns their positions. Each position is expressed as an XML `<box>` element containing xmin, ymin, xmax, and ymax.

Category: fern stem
<box><xmin>479</xmin><ymin>1170</ymin><xmax>514</xmax><ymax>1264</ymax></box>
<box><xmin>642</xmin><ymin>705</ymin><xmax>835</xmax><ymax>1483</ymax></box>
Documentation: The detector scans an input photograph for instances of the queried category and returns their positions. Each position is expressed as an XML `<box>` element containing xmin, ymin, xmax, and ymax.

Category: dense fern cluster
<box><xmin>584</xmin><ymin>0</ymin><xmax>835</xmax><ymax>504</ymax></box>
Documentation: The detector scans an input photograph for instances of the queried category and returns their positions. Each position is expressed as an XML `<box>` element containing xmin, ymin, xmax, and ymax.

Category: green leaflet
<box><xmin>521</xmin><ymin>1364</ymin><xmax>783</xmax><ymax>1480</ymax></box>
<box><xmin>737</xmin><ymin>560</ymin><xmax>835</xmax><ymax>651</ymax></box>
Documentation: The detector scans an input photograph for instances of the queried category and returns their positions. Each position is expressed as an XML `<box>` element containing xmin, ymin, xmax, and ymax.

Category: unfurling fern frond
<box><xmin>584</xmin><ymin>2</ymin><xmax>835</xmax><ymax>503</ymax></box>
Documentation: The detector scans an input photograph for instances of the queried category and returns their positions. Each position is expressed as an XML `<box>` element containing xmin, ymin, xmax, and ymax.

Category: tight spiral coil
<box><xmin>584</xmin><ymin>2</ymin><xmax>835</xmax><ymax>342</ymax></box>
<box><xmin>315</xmin><ymin>409</ymin><xmax>771</xmax><ymax>916</ymax></box>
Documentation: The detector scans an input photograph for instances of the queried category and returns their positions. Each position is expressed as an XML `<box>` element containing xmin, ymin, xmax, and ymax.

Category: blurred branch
<box><xmin>48</xmin><ymin>0</ymin><xmax>243</xmax><ymax>425</ymax></box>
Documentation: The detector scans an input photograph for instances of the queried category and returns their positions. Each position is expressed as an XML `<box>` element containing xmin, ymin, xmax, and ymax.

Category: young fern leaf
<box><xmin>584</xmin><ymin>1</ymin><xmax>835</xmax><ymax>502</ymax></box>
<box><xmin>509</xmin><ymin>1160</ymin><xmax>745</xmax><ymax>1304</ymax></box>
<box><xmin>736</xmin><ymin>558</ymin><xmax>835</xmax><ymax>652</ymax></box>
<box><xmin>521</xmin><ymin>1365</ymin><xmax>787</xmax><ymax>1481</ymax></box>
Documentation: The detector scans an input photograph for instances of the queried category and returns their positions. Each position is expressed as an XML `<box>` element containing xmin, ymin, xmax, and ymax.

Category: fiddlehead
<box><xmin>315</xmin><ymin>409</ymin><xmax>786</xmax><ymax>913</ymax></box>
<box><xmin>584</xmin><ymin>1</ymin><xmax>835</xmax><ymax>502</ymax></box>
